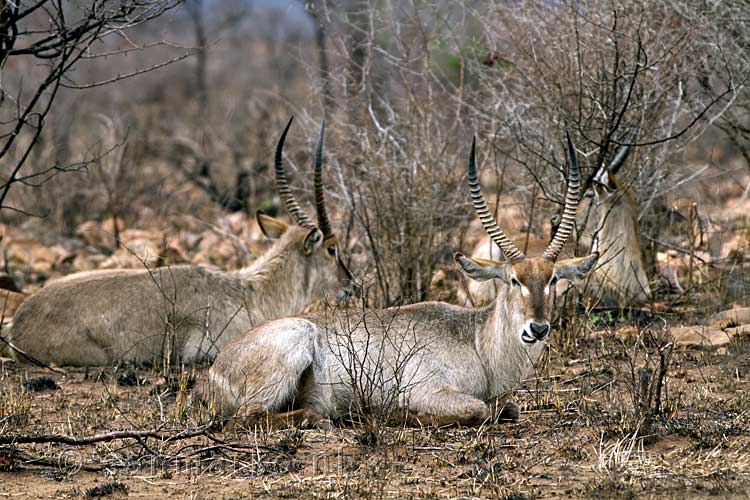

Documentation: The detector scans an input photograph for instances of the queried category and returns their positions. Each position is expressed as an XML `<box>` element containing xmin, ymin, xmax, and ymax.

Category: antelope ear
<box><xmin>605</xmin><ymin>170</ymin><xmax>620</xmax><ymax>190</ymax></box>
<box><xmin>554</xmin><ymin>252</ymin><xmax>599</xmax><ymax>281</ymax></box>
<box><xmin>454</xmin><ymin>253</ymin><xmax>509</xmax><ymax>283</ymax></box>
<box><xmin>593</xmin><ymin>165</ymin><xmax>620</xmax><ymax>192</ymax></box>
<box><xmin>257</xmin><ymin>210</ymin><xmax>288</xmax><ymax>239</ymax></box>
<box><xmin>303</xmin><ymin>228</ymin><xmax>324</xmax><ymax>255</ymax></box>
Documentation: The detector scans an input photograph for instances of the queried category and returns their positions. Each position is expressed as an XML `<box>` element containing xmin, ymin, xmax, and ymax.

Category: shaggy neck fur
<box><xmin>232</xmin><ymin>228</ymin><xmax>318</xmax><ymax>324</ymax></box>
<box><xmin>594</xmin><ymin>188</ymin><xmax>651</xmax><ymax>305</ymax></box>
<box><xmin>475</xmin><ymin>285</ymin><xmax>546</xmax><ymax>398</ymax></box>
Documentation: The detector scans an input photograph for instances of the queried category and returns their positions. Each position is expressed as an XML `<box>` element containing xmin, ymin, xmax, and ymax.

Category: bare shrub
<box><xmin>288</xmin><ymin>0</ymin><xmax>750</xmax><ymax>308</ymax></box>
<box><xmin>612</xmin><ymin>322</ymin><xmax>675</xmax><ymax>436</ymax></box>
<box><xmin>322</xmin><ymin>296</ymin><xmax>428</xmax><ymax>444</ymax></box>
<box><xmin>0</xmin><ymin>1</ymin><xmax>184</xmax><ymax>220</ymax></box>
<box><xmin>465</xmin><ymin>0</ymin><xmax>749</xmax><ymax>277</ymax></box>
<box><xmin>306</xmin><ymin>2</ymin><xmax>475</xmax><ymax>306</ymax></box>
<box><xmin>335</xmin><ymin>117</ymin><xmax>469</xmax><ymax>306</ymax></box>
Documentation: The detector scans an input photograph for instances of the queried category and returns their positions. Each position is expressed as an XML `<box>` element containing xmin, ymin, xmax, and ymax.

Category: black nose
<box><xmin>529</xmin><ymin>322</ymin><xmax>550</xmax><ymax>340</ymax></box>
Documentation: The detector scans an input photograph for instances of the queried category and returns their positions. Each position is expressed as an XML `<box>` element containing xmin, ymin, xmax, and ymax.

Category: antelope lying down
<box><xmin>587</xmin><ymin>139</ymin><xmax>651</xmax><ymax>307</ymax></box>
<box><xmin>197</xmin><ymin>135</ymin><xmax>598</xmax><ymax>426</ymax></box>
<box><xmin>462</xmin><ymin>139</ymin><xmax>649</xmax><ymax>309</ymax></box>
<box><xmin>1</xmin><ymin>118</ymin><xmax>354</xmax><ymax>366</ymax></box>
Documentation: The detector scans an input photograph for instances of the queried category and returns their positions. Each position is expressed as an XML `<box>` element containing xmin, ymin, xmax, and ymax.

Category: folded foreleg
<box><xmin>406</xmin><ymin>386</ymin><xmax>490</xmax><ymax>426</ymax></box>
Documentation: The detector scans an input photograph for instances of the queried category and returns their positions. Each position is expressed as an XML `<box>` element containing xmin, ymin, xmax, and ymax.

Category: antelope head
<box><xmin>592</xmin><ymin>132</ymin><xmax>635</xmax><ymax>201</ymax></box>
<box><xmin>257</xmin><ymin>116</ymin><xmax>357</xmax><ymax>299</ymax></box>
<box><xmin>455</xmin><ymin>135</ymin><xmax>599</xmax><ymax>345</ymax></box>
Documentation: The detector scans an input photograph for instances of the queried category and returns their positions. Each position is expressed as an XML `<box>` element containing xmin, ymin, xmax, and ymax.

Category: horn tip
<box><xmin>315</xmin><ymin>123</ymin><xmax>325</xmax><ymax>167</ymax></box>
<box><xmin>468</xmin><ymin>137</ymin><xmax>477</xmax><ymax>175</ymax></box>
<box><xmin>565</xmin><ymin>130</ymin><xmax>575</xmax><ymax>150</ymax></box>
<box><xmin>276</xmin><ymin>116</ymin><xmax>295</xmax><ymax>153</ymax></box>
<box><xmin>565</xmin><ymin>132</ymin><xmax>579</xmax><ymax>174</ymax></box>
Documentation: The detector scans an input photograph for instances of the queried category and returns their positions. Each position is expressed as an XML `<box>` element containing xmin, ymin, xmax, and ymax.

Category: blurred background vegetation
<box><xmin>1</xmin><ymin>0</ymin><xmax>749</xmax><ymax>309</ymax></box>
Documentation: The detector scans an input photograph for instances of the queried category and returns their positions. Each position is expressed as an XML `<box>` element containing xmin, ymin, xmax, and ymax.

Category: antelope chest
<box><xmin>423</xmin><ymin>341</ymin><xmax>490</xmax><ymax>399</ymax></box>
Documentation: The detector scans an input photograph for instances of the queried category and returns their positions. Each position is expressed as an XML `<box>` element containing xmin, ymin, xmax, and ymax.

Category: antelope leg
<box><xmin>406</xmin><ymin>387</ymin><xmax>490</xmax><ymax>426</ymax></box>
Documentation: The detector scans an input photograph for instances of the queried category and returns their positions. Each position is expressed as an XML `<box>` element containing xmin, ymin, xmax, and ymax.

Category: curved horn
<box><xmin>313</xmin><ymin>121</ymin><xmax>334</xmax><ymax>239</ymax></box>
<box><xmin>274</xmin><ymin>116</ymin><xmax>315</xmax><ymax>229</ymax></box>
<box><xmin>468</xmin><ymin>137</ymin><xmax>525</xmax><ymax>263</ymax></box>
<box><xmin>607</xmin><ymin>129</ymin><xmax>637</xmax><ymax>175</ymax></box>
<box><xmin>543</xmin><ymin>132</ymin><xmax>581</xmax><ymax>261</ymax></box>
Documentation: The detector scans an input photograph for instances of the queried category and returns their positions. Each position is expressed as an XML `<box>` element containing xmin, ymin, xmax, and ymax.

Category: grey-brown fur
<box><xmin>587</xmin><ymin>168</ymin><xmax>651</xmax><ymax>307</ymax></box>
<box><xmin>460</xmin><ymin>145</ymin><xmax>650</xmax><ymax>309</ymax></box>
<box><xmin>197</xmin><ymin>253</ymin><xmax>596</xmax><ymax>425</ymax></box>
<box><xmin>3</xmin><ymin>118</ymin><xmax>354</xmax><ymax>366</ymax></box>
<box><xmin>4</xmin><ymin>221</ymin><xmax>351</xmax><ymax>366</ymax></box>
<box><xmin>196</xmin><ymin>134</ymin><xmax>597</xmax><ymax>426</ymax></box>
<box><xmin>200</xmin><ymin>303</ymin><xmax>499</xmax><ymax>422</ymax></box>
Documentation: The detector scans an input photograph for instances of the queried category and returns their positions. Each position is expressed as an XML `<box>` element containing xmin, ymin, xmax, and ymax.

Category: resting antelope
<box><xmin>587</xmin><ymin>139</ymin><xmax>651</xmax><ymax>307</ymax></box>
<box><xmin>197</xmin><ymin>134</ymin><xmax>598</xmax><ymax>426</ymax></box>
<box><xmin>1</xmin><ymin>118</ymin><xmax>354</xmax><ymax>366</ymax></box>
<box><xmin>461</xmin><ymin>139</ymin><xmax>649</xmax><ymax>309</ymax></box>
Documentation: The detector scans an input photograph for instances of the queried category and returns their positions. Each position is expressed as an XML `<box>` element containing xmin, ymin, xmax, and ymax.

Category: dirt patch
<box><xmin>1</xmin><ymin>332</ymin><xmax>749</xmax><ymax>499</ymax></box>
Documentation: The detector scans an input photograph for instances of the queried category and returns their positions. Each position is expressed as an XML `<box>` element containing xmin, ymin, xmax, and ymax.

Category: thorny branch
<box><xmin>0</xmin><ymin>0</ymin><xmax>184</xmax><ymax>215</ymax></box>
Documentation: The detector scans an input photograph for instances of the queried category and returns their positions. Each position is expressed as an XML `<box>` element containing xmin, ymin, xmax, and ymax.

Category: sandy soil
<box><xmin>1</xmin><ymin>327</ymin><xmax>749</xmax><ymax>500</ymax></box>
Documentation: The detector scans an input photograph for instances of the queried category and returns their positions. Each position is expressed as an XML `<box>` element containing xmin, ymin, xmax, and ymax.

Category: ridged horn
<box><xmin>607</xmin><ymin>129</ymin><xmax>637</xmax><ymax>175</ymax></box>
<box><xmin>313</xmin><ymin>121</ymin><xmax>333</xmax><ymax>239</ymax></box>
<box><xmin>274</xmin><ymin>116</ymin><xmax>315</xmax><ymax>229</ymax></box>
<box><xmin>468</xmin><ymin>137</ymin><xmax>525</xmax><ymax>263</ymax></box>
<box><xmin>543</xmin><ymin>132</ymin><xmax>581</xmax><ymax>261</ymax></box>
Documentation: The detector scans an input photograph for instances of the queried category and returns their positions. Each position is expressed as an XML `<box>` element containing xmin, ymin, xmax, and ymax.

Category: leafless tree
<box><xmin>463</xmin><ymin>0</ymin><xmax>749</xmax><ymax>269</ymax></box>
<box><xmin>294</xmin><ymin>1</ymin><xmax>475</xmax><ymax>305</ymax></box>
<box><xmin>297</xmin><ymin>0</ymin><xmax>749</xmax><ymax>306</ymax></box>
<box><xmin>185</xmin><ymin>0</ymin><xmax>209</xmax><ymax>115</ymax></box>
<box><xmin>687</xmin><ymin>1</ymin><xmax>750</xmax><ymax>183</ymax></box>
<box><xmin>0</xmin><ymin>0</ymin><xmax>184</xmax><ymax>218</ymax></box>
<box><xmin>302</xmin><ymin>0</ymin><xmax>335</xmax><ymax>118</ymax></box>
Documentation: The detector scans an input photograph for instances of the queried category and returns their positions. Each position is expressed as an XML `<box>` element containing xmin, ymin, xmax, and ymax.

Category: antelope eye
<box><xmin>326</xmin><ymin>245</ymin><xmax>337</xmax><ymax>257</ymax></box>
<box><xmin>511</xmin><ymin>277</ymin><xmax>521</xmax><ymax>287</ymax></box>
<box><xmin>549</xmin><ymin>274</ymin><xmax>559</xmax><ymax>286</ymax></box>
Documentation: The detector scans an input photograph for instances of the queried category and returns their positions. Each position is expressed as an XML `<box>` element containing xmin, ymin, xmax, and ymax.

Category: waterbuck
<box><xmin>587</xmin><ymin>140</ymin><xmax>651</xmax><ymax>307</ymax></box>
<box><xmin>1</xmin><ymin>118</ymin><xmax>355</xmax><ymax>366</ymax></box>
<box><xmin>197</xmin><ymin>134</ymin><xmax>598</xmax><ymax>426</ymax></box>
<box><xmin>461</xmin><ymin>139</ymin><xmax>649</xmax><ymax>309</ymax></box>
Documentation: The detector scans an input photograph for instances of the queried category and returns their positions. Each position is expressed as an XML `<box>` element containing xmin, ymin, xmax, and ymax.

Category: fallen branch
<box><xmin>0</xmin><ymin>426</ymin><xmax>209</xmax><ymax>446</ymax></box>
<box><xmin>0</xmin><ymin>447</ymin><xmax>106</xmax><ymax>471</ymax></box>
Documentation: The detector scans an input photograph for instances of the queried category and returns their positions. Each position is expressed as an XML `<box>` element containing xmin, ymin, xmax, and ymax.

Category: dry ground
<box><xmin>2</xmin><ymin>325</ymin><xmax>749</xmax><ymax>500</ymax></box>
<box><xmin>1</xmin><ymin>167</ymin><xmax>749</xmax><ymax>499</ymax></box>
